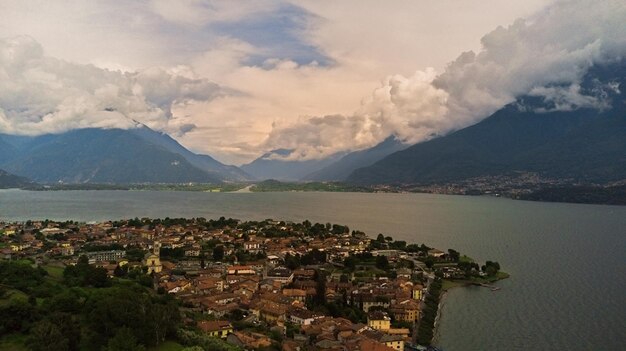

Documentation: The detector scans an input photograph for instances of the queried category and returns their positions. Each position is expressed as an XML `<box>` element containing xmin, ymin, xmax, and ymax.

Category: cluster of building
<box><xmin>1</xmin><ymin>218</ymin><xmax>444</xmax><ymax>351</ymax></box>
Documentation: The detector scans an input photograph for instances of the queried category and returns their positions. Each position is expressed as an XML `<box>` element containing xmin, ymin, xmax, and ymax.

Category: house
<box><xmin>361</xmin><ymin>330</ymin><xmax>405</xmax><ymax>351</ymax></box>
<box><xmin>227</xmin><ymin>265</ymin><xmax>255</xmax><ymax>275</ymax></box>
<box><xmin>353</xmin><ymin>339</ymin><xmax>396</xmax><ymax>351</ymax></box>
<box><xmin>289</xmin><ymin>308</ymin><xmax>320</xmax><ymax>326</ymax></box>
<box><xmin>266</xmin><ymin>266</ymin><xmax>294</xmax><ymax>285</ymax></box>
<box><xmin>243</xmin><ymin>240</ymin><xmax>263</xmax><ymax>253</ymax></box>
<box><xmin>282</xmin><ymin>288</ymin><xmax>307</xmax><ymax>302</ymax></box>
<box><xmin>389</xmin><ymin>300</ymin><xmax>420</xmax><ymax>322</ymax></box>
<box><xmin>427</xmin><ymin>249</ymin><xmax>445</xmax><ymax>258</ymax></box>
<box><xmin>226</xmin><ymin>331</ymin><xmax>271</xmax><ymax>349</ymax></box>
<box><xmin>293</xmin><ymin>269</ymin><xmax>316</xmax><ymax>281</ymax></box>
<box><xmin>367</xmin><ymin>311</ymin><xmax>391</xmax><ymax>331</ymax></box>
<box><xmin>162</xmin><ymin>280</ymin><xmax>192</xmax><ymax>294</ymax></box>
<box><xmin>197</xmin><ymin>320</ymin><xmax>233</xmax><ymax>338</ymax></box>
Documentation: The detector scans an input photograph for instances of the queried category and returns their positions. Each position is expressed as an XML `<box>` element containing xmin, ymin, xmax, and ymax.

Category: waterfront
<box><xmin>0</xmin><ymin>189</ymin><xmax>624</xmax><ymax>350</ymax></box>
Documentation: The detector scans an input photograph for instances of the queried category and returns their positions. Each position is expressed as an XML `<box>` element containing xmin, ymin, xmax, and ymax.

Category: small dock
<box><xmin>480</xmin><ymin>283</ymin><xmax>501</xmax><ymax>291</ymax></box>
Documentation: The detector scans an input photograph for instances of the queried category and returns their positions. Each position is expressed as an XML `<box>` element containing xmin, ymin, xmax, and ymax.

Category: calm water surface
<box><xmin>0</xmin><ymin>189</ymin><xmax>624</xmax><ymax>350</ymax></box>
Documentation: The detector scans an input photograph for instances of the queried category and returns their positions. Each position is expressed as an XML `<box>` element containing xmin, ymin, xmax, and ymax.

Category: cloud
<box><xmin>262</xmin><ymin>0</ymin><xmax>626</xmax><ymax>160</ymax></box>
<box><xmin>0</xmin><ymin>36</ymin><xmax>221</xmax><ymax>136</ymax></box>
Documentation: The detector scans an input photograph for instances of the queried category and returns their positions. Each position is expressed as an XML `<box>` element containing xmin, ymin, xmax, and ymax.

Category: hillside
<box><xmin>0</xmin><ymin>169</ymin><xmax>33</xmax><ymax>188</ymax></box>
<box><xmin>241</xmin><ymin>149</ymin><xmax>346</xmax><ymax>181</ymax></box>
<box><xmin>304</xmin><ymin>136</ymin><xmax>407</xmax><ymax>181</ymax></box>
<box><xmin>348</xmin><ymin>62</ymin><xmax>626</xmax><ymax>185</ymax></box>
<box><xmin>0</xmin><ymin>129</ymin><xmax>223</xmax><ymax>184</ymax></box>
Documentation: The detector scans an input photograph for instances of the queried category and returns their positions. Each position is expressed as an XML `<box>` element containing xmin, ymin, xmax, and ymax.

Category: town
<box><xmin>0</xmin><ymin>217</ymin><xmax>506</xmax><ymax>351</ymax></box>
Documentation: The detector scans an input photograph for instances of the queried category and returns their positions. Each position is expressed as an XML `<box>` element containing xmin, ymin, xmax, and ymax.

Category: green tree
<box><xmin>212</xmin><ymin>245</ymin><xmax>225</xmax><ymax>262</ymax></box>
<box><xmin>105</xmin><ymin>327</ymin><xmax>145</xmax><ymax>351</ymax></box>
<box><xmin>28</xmin><ymin>320</ymin><xmax>69</xmax><ymax>351</ymax></box>
<box><xmin>375</xmin><ymin>255</ymin><xmax>389</xmax><ymax>270</ymax></box>
<box><xmin>424</xmin><ymin>256</ymin><xmax>434</xmax><ymax>269</ymax></box>
<box><xmin>447</xmin><ymin>249</ymin><xmax>460</xmax><ymax>262</ymax></box>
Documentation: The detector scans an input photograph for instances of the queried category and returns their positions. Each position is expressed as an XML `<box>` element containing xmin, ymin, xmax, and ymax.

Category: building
<box><xmin>367</xmin><ymin>311</ymin><xmax>391</xmax><ymax>331</ymax></box>
<box><xmin>289</xmin><ymin>308</ymin><xmax>319</xmax><ymax>326</ymax></box>
<box><xmin>227</xmin><ymin>265</ymin><xmax>255</xmax><ymax>275</ymax></box>
<box><xmin>266</xmin><ymin>266</ymin><xmax>294</xmax><ymax>284</ymax></box>
<box><xmin>389</xmin><ymin>300</ymin><xmax>420</xmax><ymax>322</ymax></box>
<box><xmin>412</xmin><ymin>284</ymin><xmax>424</xmax><ymax>300</ymax></box>
<box><xmin>197</xmin><ymin>320</ymin><xmax>233</xmax><ymax>338</ymax></box>
<box><xmin>427</xmin><ymin>249</ymin><xmax>445</xmax><ymax>258</ymax></box>
<box><xmin>143</xmin><ymin>241</ymin><xmax>162</xmax><ymax>274</ymax></box>
<box><xmin>86</xmin><ymin>250</ymin><xmax>125</xmax><ymax>263</ymax></box>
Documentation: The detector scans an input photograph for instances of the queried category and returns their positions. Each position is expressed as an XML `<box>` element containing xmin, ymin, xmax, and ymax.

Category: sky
<box><xmin>0</xmin><ymin>0</ymin><xmax>624</xmax><ymax>165</ymax></box>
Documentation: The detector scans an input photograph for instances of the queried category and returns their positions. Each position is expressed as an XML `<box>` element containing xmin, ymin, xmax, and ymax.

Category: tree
<box><xmin>105</xmin><ymin>327</ymin><xmax>145</xmax><ymax>351</ymax></box>
<box><xmin>376</xmin><ymin>234</ymin><xmax>385</xmax><ymax>242</ymax></box>
<box><xmin>424</xmin><ymin>256</ymin><xmax>434</xmax><ymax>269</ymax></box>
<box><xmin>343</xmin><ymin>256</ymin><xmax>357</xmax><ymax>272</ymax></box>
<box><xmin>447</xmin><ymin>249</ymin><xmax>460</xmax><ymax>262</ymax></box>
<box><xmin>212</xmin><ymin>245</ymin><xmax>225</xmax><ymax>262</ymax></box>
<box><xmin>114</xmin><ymin>265</ymin><xmax>126</xmax><ymax>277</ymax></box>
<box><xmin>28</xmin><ymin>320</ymin><xmax>69</xmax><ymax>351</ymax></box>
<box><xmin>375</xmin><ymin>256</ymin><xmax>389</xmax><ymax>270</ymax></box>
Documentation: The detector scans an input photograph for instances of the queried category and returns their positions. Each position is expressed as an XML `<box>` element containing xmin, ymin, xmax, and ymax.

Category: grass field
<box><xmin>147</xmin><ymin>340</ymin><xmax>185</xmax><ymax>351</ymax></box>
<box><xmin>42</xmin><ymin>264</ymin><xmax>65</xmax><ymax>280</ymax></box>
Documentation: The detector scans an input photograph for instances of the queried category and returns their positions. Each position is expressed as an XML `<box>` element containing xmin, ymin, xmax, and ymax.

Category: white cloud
<box><xmin>0</xmin><ymin>36</ymin><xmax>221</xmax><ymax>136</ymax></box>
<box><xmin>2</xmin><ymin>0</ymin><xmax>622</xmax><ymax>165</ymax></box>
<box><xmin>261</xmin><ymin>0</ymin><xmax>626</xmax><ymax>161</ymax></box>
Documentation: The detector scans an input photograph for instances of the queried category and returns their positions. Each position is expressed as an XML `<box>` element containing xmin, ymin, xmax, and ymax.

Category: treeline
<box><xmin>416</xmin><ymin>278</ymin><xmax>443</xmax><ymax>345</ymax></box>
<box><xmin>0</xmin><ymin>260</ymin><xmax>179</xmax><ymax>350</ymax></box>
<box><xmin>250</xmin><ymin>180</ymin><xmax>373</xmax><ymax>193</ymax></box>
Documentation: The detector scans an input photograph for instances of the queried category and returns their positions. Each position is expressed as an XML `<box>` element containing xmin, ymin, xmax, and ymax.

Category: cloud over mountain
<box><xmin>0</xmin><ymin>36</ymin><xmax>221</xmax><ymax>136</ymax></box>
<box><xmin>264</xmin><ymin>0</ymin><xmax>626</xmax><ymax>160</ymax></box>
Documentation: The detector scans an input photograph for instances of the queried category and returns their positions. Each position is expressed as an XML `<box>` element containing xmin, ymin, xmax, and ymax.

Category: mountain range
<box><xmin>240</xmin><ymin>149</ymin><xmax>347</xmax><ymax>181</ymax></box>
<box><xmin>347</xmin><ymin>61</ymin><xmax>626</xmax><ymax>185</ymax></box>
<box><xmin>0</xmin><ymin>62</ymin><xmax>623</xmax><ymax>186</ymax></box>
<box><xmin>0</xmin><ymin>126</ymin><xmax>252</xmax><ymax>184</ymax></box>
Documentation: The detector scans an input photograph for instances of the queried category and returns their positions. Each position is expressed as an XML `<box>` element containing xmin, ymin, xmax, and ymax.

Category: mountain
<box><xmin>348</xmin><ymin>62</ymin><xmax>626</xmax><ymax>185</ymax></box>
<box><xmin>0</xmin><ymin>169</ymin><xmax>33</xmax><ymax>188</ymax></box>
<box><xmin>0</xmin><ymin>128</ymin><xmax>243</xmax><ymax>184</ymax></box>
<box><xmin>303</xmin><ymin>136</ymin><xmax>407</xmax><ymax>181</ymax></box>
<box><xmin>129</xmin><ymin>126</ymin><xmax>252</xmax><ymax>181</ymax></box>
<box><xmin>241</xmin><ymin>149</ymin><xmax>346</xmax><ymax>181</ymax></box>
<box><xmin>0</xmin><ymin>136</ymin><xmax>18</xmax><ymax>164</ymax></box>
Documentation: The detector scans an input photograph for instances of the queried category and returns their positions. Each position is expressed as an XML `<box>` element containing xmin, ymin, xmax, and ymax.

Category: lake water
<box><xmin>0</xmin><ymin>189</ymin><xmax>624</xmax><ymax>350</ymax></box>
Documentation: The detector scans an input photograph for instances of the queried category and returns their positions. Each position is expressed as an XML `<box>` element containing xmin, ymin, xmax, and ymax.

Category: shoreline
<box><xmin>432</xmin><ymin>273</ymin><xmax>510</xmax><ymax>347</ymax></box>
<box><xmin>5</xmin><ymin>185</ymin><xmax>625</xmax><ymax>206</ymax></box>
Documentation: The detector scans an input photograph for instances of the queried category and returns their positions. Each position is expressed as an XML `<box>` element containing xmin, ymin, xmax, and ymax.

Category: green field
<box><xmin>42</xmin><ymin>264</ymin><xmax>65</xmax><ymax>280</ymax></box>
<box><xmin>147</xmin><ymin>340</ymin><xmax>185</xmax><ymax>351</ymax></box>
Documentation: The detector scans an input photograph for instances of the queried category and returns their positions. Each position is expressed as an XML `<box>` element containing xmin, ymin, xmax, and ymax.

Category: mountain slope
<box><xmin>130</xmin><ymin>126</ymin><xmax>252</xmax><ymax>181</ymax></box>
<box><xmin>1</xmin><ymin>129</ymin><xmax>222</xmax><ymax>184</ymax></box>
<box><xmin>0</xmin><ymin>169</ymin><xmax>33</xmax><ymax>188</ymax></box>
<box><xmin>0</xmin><ymin>136</ymin><xmax>18</xmax><ymax>164</ymax></box>
<box><xmin>241</xmin><ymin>149</ymin><xmax>346</xmax><ymax>181</ymax></box>
<box><xmin>303</xmin><ymin>136</ymin><xmax>407</xmax><ymax>181</ymax></box>
<box><xmin>348</xmin><ymin>62</ymin><xmax>626</xmax><ymax>185</ymax></box>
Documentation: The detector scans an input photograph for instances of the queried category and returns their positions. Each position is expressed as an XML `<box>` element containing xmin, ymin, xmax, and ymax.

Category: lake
<box><xmin>0</xmin><ymin>189</ymin><xmax>624</xmax><ymax>350</ymax></box>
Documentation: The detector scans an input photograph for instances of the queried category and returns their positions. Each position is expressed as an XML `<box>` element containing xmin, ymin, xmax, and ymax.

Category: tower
<box><xmin>153</xmin><ymin>241</ymin><xmax>161</xmax><ymax>256</ymax></box>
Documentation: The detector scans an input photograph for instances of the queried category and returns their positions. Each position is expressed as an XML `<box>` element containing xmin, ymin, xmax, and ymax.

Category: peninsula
<box><xmin>0</xmin><ymin>217</ymin><xmax>507</xmax><ymax>351</ymax></box>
